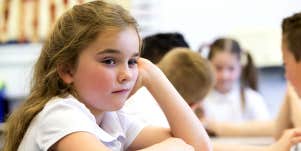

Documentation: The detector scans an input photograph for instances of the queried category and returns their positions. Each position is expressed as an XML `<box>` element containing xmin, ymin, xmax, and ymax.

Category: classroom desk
<box><xmin>211</xmin><ymin>136</ymin><xmax>300</xmax><ymax>151</ymax></box>
<box><xmin>0</xmin><ymin>126</ymin><xmax>299</xmax><ymax>150</ymax></box>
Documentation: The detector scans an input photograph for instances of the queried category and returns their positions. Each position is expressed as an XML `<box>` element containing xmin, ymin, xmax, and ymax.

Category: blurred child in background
<box><xmin>202</xmin><ymin>38</ymin><xmax>269</xmax><ymax>123</ymax></box>
<box><xmin>141</xmin><ymin>32</ymin><xmax>190</xmax><ymax>64</ymax></box>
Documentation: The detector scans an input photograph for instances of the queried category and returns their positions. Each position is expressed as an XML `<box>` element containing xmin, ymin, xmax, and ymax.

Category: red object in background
<box><xmin>63</xmin><ymin>0</ymin><xmax>69</xmax><ymax>10</ymax></box>
<box><xmin>32</xmin><ymin>0</ymin><xmax>40</xmax><ymax>42</ymax></box>
<box><xmin>78</xmin><ymin>0</ymin><xmax>84</xmax><ymax>4</ymax></box>
<box><xmin>1</xmin><ymin>0</ymin><xmax>11</xmax><ymax>42</ymax></box>
<box><xmin>63</xmin><ymin>0</ymin><xmax>68</xmax><ymax>5</ymax></box>
<box><xmin>50</xmin><ymin>0</ymin><xmax>56</xmax><ymax>29</ymax></box>
<box><xmin>18</xmin><ymin>0</ymin><xmax>27</xmax><ymax>43</ymax></box>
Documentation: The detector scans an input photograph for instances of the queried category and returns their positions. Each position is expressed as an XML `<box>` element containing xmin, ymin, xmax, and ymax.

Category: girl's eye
<box><xmin>102</xmin><ymin>58</ymin><xmax>116</xmax><ymax>65</ymax></box>
<box><xmin>215</xmin><ymin>66</ymin><xmax>223</xmax><ymax>71</ymax></box>
<box><xmin>228</xmin><ymin>67</ymin><xmax>235</xmax><ymax>71</ymax></box>
<box><xmin>128</xmin><ymin>58</ymin><xmax>138</xmax><ymax>66</ymax></box>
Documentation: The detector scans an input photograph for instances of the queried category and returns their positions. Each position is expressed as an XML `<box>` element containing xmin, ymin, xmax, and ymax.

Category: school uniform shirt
<box><xmin>123</xmin><ymin>87</ymin><xmax>170</xmax><ymax>128</ymax></box>
<box><xmin>203</xmin><ymin>85</ymin><xmax>270</xmax><ymax>122</ymax></box>
<box><xmin>18</xmin><ymin>95</ymin><xmax>145</xmax><ymax>151</ymax></box>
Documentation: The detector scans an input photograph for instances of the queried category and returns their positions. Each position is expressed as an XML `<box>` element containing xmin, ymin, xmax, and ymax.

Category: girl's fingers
<box><xmin>290</xmin><ymin>129</ymin><xmax>301</xmax><ymax>145</ymax></box>
<box><xmin>291</xmin><ymin>136</ymin><xmax>301</xmax><ymax>145</ymax></box>
<box><xmin>291</xmin><ymin>128</ymin><xmax>301</xmax><ymax>137</ymax></box>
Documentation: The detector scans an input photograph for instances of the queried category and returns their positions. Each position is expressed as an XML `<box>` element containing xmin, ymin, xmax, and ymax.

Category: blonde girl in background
<box><xmin>202</xmin><ymin>38</ymin><xmax>269</xmax><ymax>123</ymax></box>
<box><xmin>3</xmin><ymin>1</ymin><xmax>211</xmax><ymax>151</ymax></box>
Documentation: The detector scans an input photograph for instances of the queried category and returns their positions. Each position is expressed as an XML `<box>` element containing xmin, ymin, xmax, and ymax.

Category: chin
<box><xmin>111</xmin><ymin>101</ymin><xmax>126</xmax><ymax>111</ymax></box>
<box><xmin>216</xmin><ymin>87</ymin><xmax>231</xmax><ymax>94</ymax></box>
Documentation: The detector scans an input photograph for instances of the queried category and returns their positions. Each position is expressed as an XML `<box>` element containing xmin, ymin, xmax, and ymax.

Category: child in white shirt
<box><xmin>3</xmin><ymin>1</ymin><xmax>211</xmax><ymax>151</ymax></box>
<box><xmin>203</xmin><ymin>38</ymin><xmax>269</xmax><ymax>122</ymax></box>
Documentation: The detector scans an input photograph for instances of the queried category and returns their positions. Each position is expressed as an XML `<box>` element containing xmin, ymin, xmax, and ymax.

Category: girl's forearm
<box><xmin>144</xmin><ymin>67</ymin><xmax>212</xmax><ymax>151</ymax></box>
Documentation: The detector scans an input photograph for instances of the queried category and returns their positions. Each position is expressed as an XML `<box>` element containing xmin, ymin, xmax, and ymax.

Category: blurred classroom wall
<box><xmin>1</xmin><ymin>0</ymin><xmax>300</xmax><ymax>117</ymax></box>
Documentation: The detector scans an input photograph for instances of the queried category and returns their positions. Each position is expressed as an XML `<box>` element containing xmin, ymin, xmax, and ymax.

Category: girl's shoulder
<box><xmin>37</xmin><ymin>95</ymin><xmax>98</xmax><ymax>128</ymax></box>
<box><xmin>38</xmin><ymin>95</ymin><xmax>96</xmax><ymax>123</ymax></box>
<box><xmin>20</xmin><ymin>95</ymin><xmax>101</xmax><ymax>151</ymax></box>
<box><xmin>44</xmin><ymin>95</ymin><xmax>92</xmax><ymax>115</ymax></box>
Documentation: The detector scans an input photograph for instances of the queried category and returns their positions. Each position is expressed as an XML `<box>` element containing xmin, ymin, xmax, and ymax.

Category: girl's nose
<box><xmin>220</xmin><ymin>70</ymin><xmax>230</xmax><ymax>80</ymax></box>
<box><xmin>118</xmin><ymin>66</ymin><xmax>132</xmax><ymax>83</ymax></box>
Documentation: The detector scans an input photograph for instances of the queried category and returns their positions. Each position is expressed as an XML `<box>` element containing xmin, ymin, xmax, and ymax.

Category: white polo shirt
<box><xmin>203</xmin><ymin>85</ymin><xmax>270</xmax><ymax>122</ymax></box>
<box><xmin>18</xmin><ymin>95</ymin><xmax>145</xmax><ymax>151</ymax></box>
<box><xmin>123</xmin><ymin>87</ymin><xmax>170</xmax><ymax>128</ymax></box>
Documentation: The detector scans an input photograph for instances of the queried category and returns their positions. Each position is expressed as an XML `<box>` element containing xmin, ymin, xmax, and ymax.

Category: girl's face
<box><xmin>64</xmin><ymin>27</ymin><xmax>140</xmax><ymax>115</ymax></box>
<box><xmin>282</xmin><ymin>38</ymin><xmax>301</xmax><ymax>97</ymax></box>
<box><xmin>210</xmin><ymin>51</ymin><xmax>241</xmax><ymax>93</ymax></box>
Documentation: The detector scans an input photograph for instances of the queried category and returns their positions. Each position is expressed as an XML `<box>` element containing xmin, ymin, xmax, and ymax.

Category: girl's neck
<box><xmin>73</xmin><ymin>95</ymin><xmax>105</xmax><ymax>125</ymax></box>
<box><xmin>88</xmin><ymin>107</ymin><xmax>104</xmax><ymax>125</ymax></box>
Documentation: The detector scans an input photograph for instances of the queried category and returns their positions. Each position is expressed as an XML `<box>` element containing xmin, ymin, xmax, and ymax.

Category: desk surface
<box><xmin>211</xmin><ymin>136</ymin><xmax>274</xmax><ymax>146</ymax></box>
<box><xmin>211</xmin><ymin>136</ymin><xmax>300</xmax><ymax>151</ymax></box>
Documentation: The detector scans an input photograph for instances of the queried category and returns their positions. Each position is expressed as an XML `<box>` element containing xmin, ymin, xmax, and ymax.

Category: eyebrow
<box><xmin>96</xmin><ymin>48</ymin><xmax>140</xmax><ymax>57</ymax></box>
<box><xmin>96</xmin><ymin>49</ymin><xmax>120</xmax><ymax>55</ymax></box>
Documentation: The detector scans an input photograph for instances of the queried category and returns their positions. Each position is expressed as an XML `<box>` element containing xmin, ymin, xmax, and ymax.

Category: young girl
<box><xmin>3</xmin><ymin>1</ymin><xmax>211</xmax><ymax>151</ymax></box>
<box><xmin>202</xmin><ymin>38</ymin><xmax>269</xmax><ymax>122</ymax></box>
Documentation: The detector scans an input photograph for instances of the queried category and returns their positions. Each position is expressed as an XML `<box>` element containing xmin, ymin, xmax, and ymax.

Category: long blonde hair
<box><xmin>3</xmin><ymin>1</ymin><xmax>139</xmax><ymax>150</ymax></box>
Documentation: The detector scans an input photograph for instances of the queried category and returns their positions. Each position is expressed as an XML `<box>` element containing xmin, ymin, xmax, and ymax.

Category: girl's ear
<box><xmin>57</xmin><ymin>64</ymin><xmax>74</xmax><ymax>84</ymax></box>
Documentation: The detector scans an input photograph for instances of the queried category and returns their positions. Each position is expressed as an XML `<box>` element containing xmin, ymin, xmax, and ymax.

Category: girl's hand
<box><xmin>268</xmin><ymin>128</ymin><xmax>301</xmax><ymax>151</ymax></box>
<box><xmin>136</xmin><ymin>58</ymin><xmax>162</xmax><ymax>86</ymax></box>
<box><xmin>141</xmin><ymin>137</ymin><xmax>195</xmax><ymax>151</ymax></box>
<box><xmin>129</xmin><ymin>58</ymin><xmax>162</xmax><ymax>96</ymax></box>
